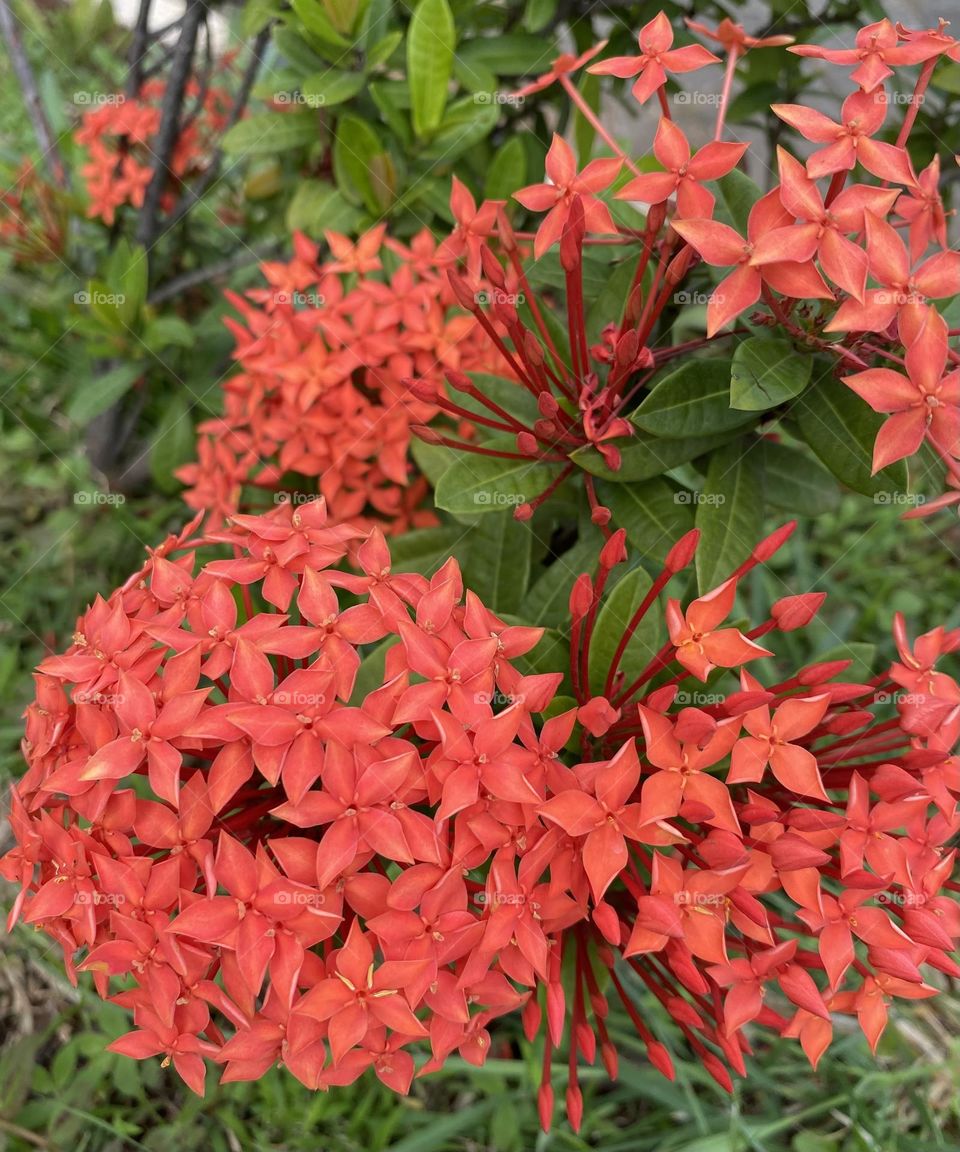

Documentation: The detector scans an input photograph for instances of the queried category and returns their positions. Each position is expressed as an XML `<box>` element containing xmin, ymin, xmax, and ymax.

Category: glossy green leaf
<box><xmin>695</xmin><ymin>438</ymin><xmax>763</xmax><ymax>592</ymax></box>
<box><xmin>761</xmin><ymin>440</ymin><xmax>840</xmax><ymax>516</ymax></box>
<box><xmin>730</xmin><ymin>336</ymin><xmax>812</xmax><ymax>411</ymax></box>
<box><xmin>463</xmin><ymin>511</ymin><xmax>533</xmax><ymax>614</ymax></box>
<box><xmin>222</xmin><ymin>111</ymin><xmax>318</xmax><ymax>155</ymax></box>
<box><xmin>587</xmin><ymin>565</ymin><xmax>660</xmax><ymax>696</ymax></box>
<box><xmin>633</xmin><ymin>359</ymin><xmax>754</xmax><ymax>438</ymax></box>
<box><xmin>301</xmin><ymin>69</ymin><xmax>367</xmax><ymax>106</ymax></box>
<box><xmin>433</xmin><ymin>441</ymin><xmax>563</xmax><ymax>516</ymax></box>
<box><xmin>407</xmin><ymin>0</ymin><xmax>455</xmax><ymax>137</ymax></box>
<box><xmin>571</xmin><ymin>427</ymin><xmax>738</xmax><ymax>482</ymax></box>
<box><xmin>595</xmin><ymin>477</ymin><xmax>694</xmax><ymax>565</ymax></box>
<box><xmin>794</xmin><ymin>372</ymin><xmax>908</xmax><ymax>497</ymax></box>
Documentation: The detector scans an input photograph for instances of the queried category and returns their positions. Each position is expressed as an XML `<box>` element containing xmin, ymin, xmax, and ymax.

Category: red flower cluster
<box><xmin>4</xmin><ymin>505</ymin><xmax>959</xmax><ymax>1129</ymax></box>
<box><xmin>0</xmin><ymin>160</ymin><xmax>65</xmax><ymax>263</ymax></box>
<box><xmin>178</xmin><ymin>224</ymin><xmax>505</xmax><ymax>534</ymax></box>
<box><xmin>428</xmin><ymin>14</ymin><xmax>959</xmax><ymax>517</ymax></box>
<box><xmin>76</xmin><ymin>78</ymin><xmax>232</xmax><ymax>225</ymax></box>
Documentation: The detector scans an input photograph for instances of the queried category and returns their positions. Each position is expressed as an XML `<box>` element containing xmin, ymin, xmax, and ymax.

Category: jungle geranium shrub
<box><xmin>177</xmin><ymin>224</ymin><xmax>505</xmax><ymax>533</ymax></box>
<box><xmin>408</xmin><ymin>13</ymin><xmax>959</xmax><ymax>532</ymax></box>
<box><xmin>3</xmin><ymin>500</ymin><xmax>960</xmax><ymax>1131</ymax></box>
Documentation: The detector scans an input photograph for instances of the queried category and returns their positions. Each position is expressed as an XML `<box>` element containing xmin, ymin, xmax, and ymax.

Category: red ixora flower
<box><xmin>588</xmin><ymin>12</ymin><xmax>720</xmax><ymax>104</ymax></box>
<box><xmin>4</xmin><ymin>507</ymin><xmax>960</xmax><ymax>1132</ymax></box>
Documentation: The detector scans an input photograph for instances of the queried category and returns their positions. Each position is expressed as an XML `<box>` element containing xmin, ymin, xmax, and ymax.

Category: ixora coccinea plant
<box><xmin>181</xmin><ymin>11</ymin><xmax>960</xmax><ymax>547</ymax></box>
<box><xmin>3</xmin><ymin>501</ymin><xmax>960</xmax><ymax>1131</ymax></box>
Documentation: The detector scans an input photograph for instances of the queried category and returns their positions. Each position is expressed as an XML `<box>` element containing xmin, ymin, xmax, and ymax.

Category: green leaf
<box><xmin>366</xmin><ymin>29</ymin><xmax>402</xmax><ymax>70</ymax></box>
<box><xmin>514</xmin><ymin>626</ymin><xmax>569</xmax><ymax>681</ymax></box>
<box><xmin>730</xmin><ymin>336</ymin><xmax>812</xmax><ymax>411</ymax></box>
<box><xmin>333</xmin><ymin>114</ymin><xmax>392</xmax><ymax>212</ymax></box>
<box><xmin>420</xmin><ymin>97</ymin><xmax>498</xmax><ymax>161</ymax></box>
<box><xmin>433</xmin><ymin>442</ymin><xmax>563</xmax><ymax>516</ymax></box>
<box><xmin>716</xmin><ymin>169</ymin><xmax>761</xmax><ymax>235</ymax></box>
<box><xmin>521</xmin><ymin>531</ymin><xmax>603</xmax><ymax>627</ymax></box>
<box><xmin>588</xmin><ymin>565</ymin><xmax>660</xmax><ymax>696</ymax></box>
<box><xmin>457</xmin><ymin>34</ymin><xmax>554</xmax><ymax>76</ymax></box>
<box><xmin>290</xmin><ymin>0</ymin><xmax>350</xmax><ymax>49</ymax></box>
<box><xmin>633</xmin><ymin>359</ymin><xmax>755</xmax><ymax>438</ymax></box>
<box><xmin>286</xmin><ymin>179</ymin><xmax>362</xmax><ymax>234</ymax></box>
<box><xmin>485</xmin><ymin>136</ymin><xmax>526</xmax><ymax>202</ymax></box>
<box><xmin>794</xmin><ymin>372</ymin><xmax>908</xmax><ymax>497</ymax></box>
<box><xmin>410</xmin><ymin>438</ymin><xmax>459</xmax><ymax>486</ymax></box>
<box><xmin>301</xmin><ymin>69</ymin><xmax>367</xmax><ymax>106</ymax></box>
<box><xmin>272</xmin><ymin>27</ymin><xmax>332</xmax><ymax>73</ymax></box>
<box><xmin>596</xmin><ymin>477</ymin><xmax>694</xmax><ymax>565</ymax></box>
<box><xmin>571</xmin><ymin>427</ymin><xmax>737</xmax><ymax>482</ymax></box>
<box><xmin>385</xmin><ymin>526</ymin><xmax>464</xmax><ymax>575</ymax></box>
<box><xmin>695</xmin><ymin>438</ymin><xmax>763</xmax><ymax>593</ymax></box>
<box><xmin>523</xmin><ymin>0</ymin><xmax>556</xmax><ymax>32</ymax></box>
<box><xmin>464</xmin><ymin>512</ymin><xmax>533</xmax><ymax>614</ymax></box>
<box><xmin>761</xmin><ymin>440</ymin><xmax>840</xmax><ymax>517</ymax></box>
<box><xmin>407</xmin><ymin>0</ymin><xmax>454</xmax><ymax>137</ymax></box>
<box><xmin>67</xmin><ymin>363</ymin><xmax>142</xmax><ymax>424</ymax></box>
<box><xmin>150</xmin><ymin>395</ymin><xmax>195</xmax><ymax>494</ymax></box>
<box><xmin>222</xmin><ymin>111</ymin><xmax>318</xmax><ymax>155</ymax></box>
<box><xmin>142</xmin><ymin>315</ymin><xmax>194</xmax><ymax>352</ymax></box>
<box><xmin>350</xmin><ymin>637</ymin><xmax>399</xmax><ymax>704</ymax></box>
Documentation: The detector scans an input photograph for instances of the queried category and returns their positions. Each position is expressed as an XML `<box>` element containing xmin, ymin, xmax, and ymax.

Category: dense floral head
<box><xmin>4</xmin><ymin>505</ymin><xmax>960</xmax><ymax>1129</ymax></box>
<box><xmin>177</xmin><ymin>226</ymin><xmax>506</xmax><ymax>534</ymax></box>
<box><xmin>75</xmin><ymin>77</ymin><xmax>232</xmax><ymax>225</ymax></box>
